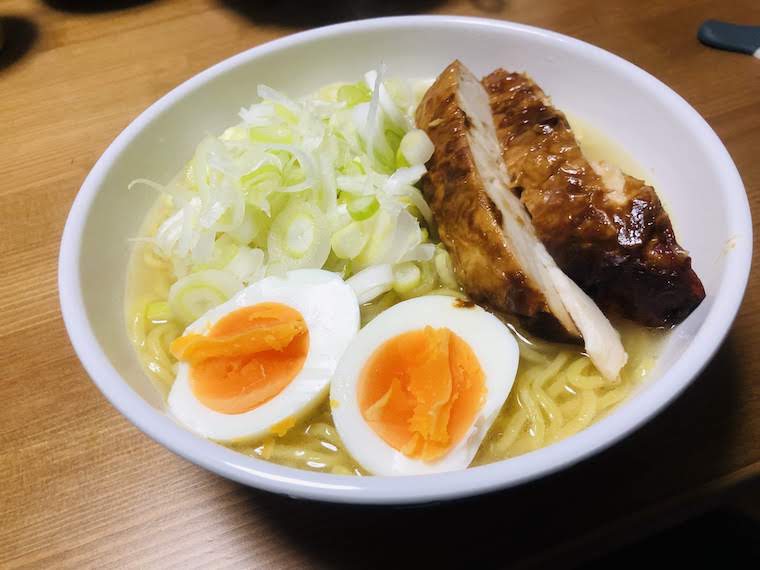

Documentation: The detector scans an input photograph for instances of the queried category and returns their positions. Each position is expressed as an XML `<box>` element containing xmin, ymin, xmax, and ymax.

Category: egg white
<box><xmin>168</xmin><ymin>269</ymin><xmax>359</xmax><ymax>443</ymax></box>
<box><xmin>330</xmin><ymin>295</ymin><xmax>519</xmax><ymax>476</ymax></box>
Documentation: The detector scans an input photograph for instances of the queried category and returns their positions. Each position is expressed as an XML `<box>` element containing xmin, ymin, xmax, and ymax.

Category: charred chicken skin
<box><xmin>483</xmin><ymin>69</ymin><xmax>705</xmax><ymax>327</ymax></box>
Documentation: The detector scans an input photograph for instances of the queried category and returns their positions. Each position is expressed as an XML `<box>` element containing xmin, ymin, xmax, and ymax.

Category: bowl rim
<box><xmin>59</xmin><ymin>14</ymin><xmax>753</xmax><ymax>505</ymax></box>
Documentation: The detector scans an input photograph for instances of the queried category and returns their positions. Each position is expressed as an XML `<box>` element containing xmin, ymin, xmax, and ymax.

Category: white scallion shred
<box><xmin>132</xmin><ymin>68</ymin><xmax>448</xmax><ymax>316</ymax></box>
<box><xmin>347</xmin><ymin>264</ymin><xmax>394</xmax><ymax>304</ymax></box>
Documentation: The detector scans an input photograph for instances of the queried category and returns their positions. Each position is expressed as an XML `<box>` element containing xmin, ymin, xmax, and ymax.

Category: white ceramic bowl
<box><xmin>59</xmin><ymin>16</ymin><xmax>752</xmax><ymax>504</ymax></box>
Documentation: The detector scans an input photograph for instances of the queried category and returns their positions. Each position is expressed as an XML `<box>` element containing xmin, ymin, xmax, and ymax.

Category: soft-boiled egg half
<box><xmin>168</xmin><ymin>269</ymin><xmax>359</xmax><ymax>443</ymax></box>
<box><xmin>330</xmin><ymin>295</ymin><xmax>519</xmax><ymax>476</ymax></box>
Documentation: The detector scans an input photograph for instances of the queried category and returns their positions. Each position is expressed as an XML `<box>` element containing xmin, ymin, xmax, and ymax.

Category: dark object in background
<box><xmin>483</xmin><ymin>69</ymin><xmax>705</xmax><ymax>327</ymax></box>
<box><xmin>0</xmin><ymin>16</ymin><xmax>39</xmax><ymax>72</ymax></box>
<box><xmin>41</xmin><ymin>0</ymin><xmax>155</xmax><ymax>13</ymax></box>
<box><xmin>698</xmin><ymin>20</ymin><xmax>760</xmax><ymax>56</ymax></box>
<box><xmin>219</xmin><ymin>0</ymin><xmax>442</xmax><ymax>28</ymax></box>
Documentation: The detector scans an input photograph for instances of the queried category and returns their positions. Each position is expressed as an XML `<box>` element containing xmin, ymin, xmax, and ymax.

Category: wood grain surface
<box><xmin>1</xmin><ymin>1</ymin><xmax>758</xmax><ymax>568</ymax></box>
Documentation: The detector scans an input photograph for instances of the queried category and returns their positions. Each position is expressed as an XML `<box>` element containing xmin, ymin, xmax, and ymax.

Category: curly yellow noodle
<box><xmin>598</xmin><ymin>383</ymin><xmax>631</xmax><ymax>411</ymax></box>
<box><xmin>268</xmin><ymin>445</ymin><xmax>335</xmax><ymax>465</ymax></box>
<box><xmin>294</xmin><ymin>437</ymin><xmax>326</xmax><ymax>452</ymax></box>
<box><xmin>490</xmin><ymin>409</ymin><xmax>528</xmax><ymax>457</ymax></box>
<box><xmin>563</xmin><ymin>355</ymin><xmax>589</xmax><ymax>376</ymax></box>
<box><xmin>129</xmin><ymin>310</ymin><xmax>147</xmax><ymax>349</ymax></box>
<box><xmin>265</xmin><ymin>439</ymin><xmax>360</xmax><ymax>473</ymax></box>
<box><xmin>568</xmin><ymin>372</ymin><xmax>605</xmax><ymax>391</ymax></box>
<box><xmin>141</xmin><ymin>322</ymin><xmax>180</xmax><ymax>390</ymax></box>
<box><xmin>306</xmin><ymin>422</ymin><xmax>343</xmax><ymax>447</ymax></box>
<box><xmin>559</xmin><ymin>398</ymin><xmax>582</xmax><ymax>418</ymax></box>
<box><xmin>518</xmin><ymin>385</ymin><xmax>545</xmax><ymax>450</ymax></box>
<box><xmin>146</xmin><ymin>322</ymin><xmax>179</xmax><ymax>359</ymax></box>
<box><xmin>226</xmin><ymin>404</ymin><xmax>367</xmax><ymax>474</ymax></box>
<box><xmin>546</xmin><ymin>374</ymin><xmax>570</xmax><ymax>398</ymax></box>
<box><xmin>533</xmin><ymin>382</ymin><xmax>564</xmax><ymax>441</ymax></box>
<box><xmin>560</xmin><ymin>357</ymin><xmax>606</xmax><ymax>403</ymax></box>
<box><xmin>509</xmin><ymin>434</ymin><xmax>537</xmax><ymax>457</ymax></box>
<box><xmin>529</xmin><ymin>354</ymin><xmax>565</xmax><ymax>439</ymax></box>
<box><xmin>525</xmin><ymin>352</ymin><xmax>569</xmax><ymax>385</ymax></box>
<box><xmin>557</xmin><ymin>389</ymin><xmax>598</xmax><ymax>439</ymax></box>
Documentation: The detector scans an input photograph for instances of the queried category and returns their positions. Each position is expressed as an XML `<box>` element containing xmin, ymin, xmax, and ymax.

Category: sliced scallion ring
<box><xmin>392</xmin><ymin>262</ymin><xmax>422</xmax><ymax>295</ymax></box>
<box><xmin>168</xmin><ymin>269</ymin><xmax>241</xmax><ymax>325</ymax></box>
<box><xmin>347</xmin><ymin>195</ymin><xmax>379</xmax><ymax>221</ymax></box>
<box><xmin>267</xmin><ymin>200</ymin><xmax>331</xmax><ymax>269</ymax></box>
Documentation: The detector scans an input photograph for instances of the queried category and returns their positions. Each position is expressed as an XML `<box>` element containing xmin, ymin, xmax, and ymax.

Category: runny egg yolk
<box><xmin>170</xmin><ymin>302</ymin><xmax>309</xmax><ymax>415</ymax></box>
<box><xmin>358</xmin><ymin>326</ymin><xmax>486</xmax><ymax>462</ymax></box>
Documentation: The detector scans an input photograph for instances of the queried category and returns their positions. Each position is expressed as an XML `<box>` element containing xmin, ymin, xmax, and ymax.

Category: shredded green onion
<box><xmin>193</xmin><ymin>235</ymin><xmax>238</xmax><ymax>271</ymax></box>
<box><xmin>392</xmin><ymin>262</ymin><xmax>422</xmax><ymax>294</ymax></box>
<box><xmin>434</xmin><ymin>246</ymin><xmax>459</xmax><ymax>290</ymax></box>
<box><xmin>398</xmin><ymin>129</ymin><xmax>435</xmax><ymax>166</ymax></box>
<box><xmin>338</xmin><ymin>82</ymin><xmax>372</xmax><ymax>107</ymax></box>
<box><xmin>397</xmin><ymin>260</ymin><xmax>438</xmax><ymax>300</ymax></box>
<box><xmin>347</xmin><ymin>195</ymin><xmax>380</xmax><ymax>221</ymax></box>
<box><xmin>133</xmin><ymin>68</ymin><xmax>442</xmax><ymax>319</ymax></box>
<box><xmin>331</xmin><ymin>222</ymin><xmax>368</xmax><ymax>260</ymax></box>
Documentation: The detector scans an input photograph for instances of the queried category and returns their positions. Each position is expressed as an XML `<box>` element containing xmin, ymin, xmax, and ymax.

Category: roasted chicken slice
<box><xmin>416</xmin><ymin>61</ymin><xmax>626</xmax><ymax>380</ymax></box>
<box><xmin>483</xmin><ymin>69</ymin><xmax>705</xmax><ymax>327</ymax></box>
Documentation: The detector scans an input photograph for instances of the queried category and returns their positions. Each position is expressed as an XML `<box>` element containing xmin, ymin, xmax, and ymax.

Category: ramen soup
<box><xmin>125</xmin><ymin>67</ymin><xmax>688</xmax><ymax>477</ymax></box>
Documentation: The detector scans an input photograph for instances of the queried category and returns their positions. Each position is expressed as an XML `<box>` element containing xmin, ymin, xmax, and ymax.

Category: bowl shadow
<box><xmin>239</xmin><ymin>333</ymin><xmax>744</xmax><ymax>569</ymax></box>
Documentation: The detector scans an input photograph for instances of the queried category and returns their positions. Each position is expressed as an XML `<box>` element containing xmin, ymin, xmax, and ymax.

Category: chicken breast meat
<box><xmin>483</xmin><ymin>69</ymin><xmax>705</xmax><ymax>327</ymax></box>
<box><xmin>416</xmin><ymin>61</ymin><xmax>627</xmax><ymax>380</ymax></box>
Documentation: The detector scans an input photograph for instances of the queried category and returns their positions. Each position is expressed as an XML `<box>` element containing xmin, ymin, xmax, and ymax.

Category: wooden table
<box><xmin>2</xmin><ymin>1</ymin><xmax>758</xmax><ymax>567</ymax></box>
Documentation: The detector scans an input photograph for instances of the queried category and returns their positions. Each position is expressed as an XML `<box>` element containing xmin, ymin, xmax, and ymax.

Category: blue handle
<box><xmin>698</xmin><ymin>19</ymin><xmax>760</xmax><ymax>56</ymax></box>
